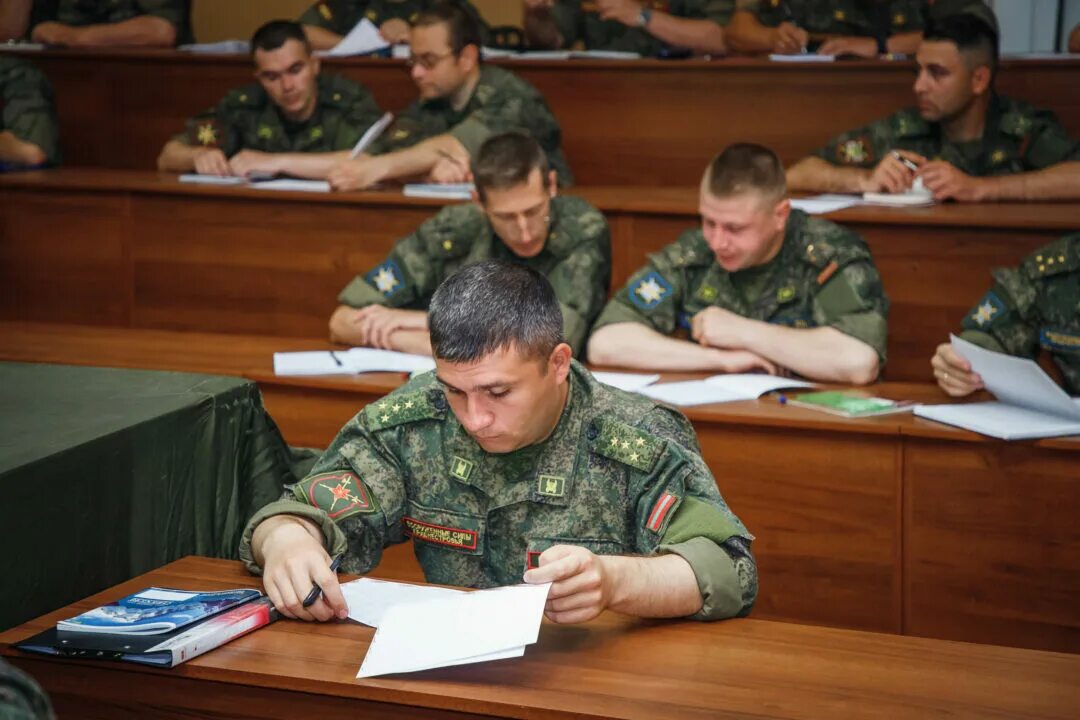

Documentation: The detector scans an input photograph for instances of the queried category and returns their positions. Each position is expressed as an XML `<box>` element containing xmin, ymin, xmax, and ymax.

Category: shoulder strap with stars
<box><xmin>1022</xmin><ymin>234</ymin><xmax>1080</xmax><ymax>279</ymax></box>
<box><xmin>796</xmin><ymin>215</ymin><xmax>872</xmax><ymax>279</ymax></box>
<box><xmin>423</xmin><ymin>204</ymin><xmax>485</xmax><ymax>259</ymax></box>
<box><xmin>363</xmin><ymin>387</ymin><xmax>447</xmax><ymax>432</ymax></box>
<box><xmin>996</xmin><ymin>97</ymin><xmax>1037</xmax><ymax>139</ymax></box>
<box><xmin>668</xmin><ymin>229</ymin><xmax>713</xmax><ymax>270</ymax></box>
<box><xmin>590</xmin><ymin>417</ymin><xmax>664</xmax><ymax>473</ymax></box>
<box><xmin>892</xmin><ymin>108</ymin><xmax>931</xmax><ymax>138</ymax></box>
<box><xmin>222</xmin><ymin>84</ymin><xmax>265</xmax><ymax>110</ymax></box>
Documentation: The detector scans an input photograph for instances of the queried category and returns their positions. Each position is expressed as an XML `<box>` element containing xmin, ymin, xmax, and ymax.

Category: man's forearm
<box><xmin>588</xmin><ymin>323</ymin><xmax>730</xmax><ymax>371</ymax></box>
<box><xmin>0</xmin><ymin>131</ymin><xmax>46</xmax><ymax>166</ymax></box>
<box><xmin>786</xmin><ymin>156</ymin><xmax>869</xmax><ymax>193</ymax></box>
<box><xmin>375</xmin><ymin>134</ymin><xmax>468</xmax><ymax>183</ymax></box>
<box><xmin>390</xmin><ymin>329</ymin><xmax>432</xmax><ymax>356</ymax></box>
<box><xmin>69</xmin><ymin>16</ymin><xmax>177</xmax><ymax>47</ymax></box>
<box><xmin>277</xmin><ymin>151</ymin><xmax>350</xmax><ymax>179</ymax></box>
<box><xmin>251</xmin><ymin>514</ymin><xmax>324</xmax><ymax>567</ymax></box>
<box><xmin>740</xmin><ymin>323</ymin><xmax>879</xmax><ymax>383</ymax></box>
<box><xmin>156</xmin><ymin>140</ymin><xmax>200</xmax><ymax>172</ymax></box>
<box><xmin>646</xmin><ymin>14</ymin><xmax>726</xmax><ymax>54</ymax></box>
<box><xmin>978</xmin><ymin>163</ymin><xmax>1080</xmax><ymax>201</ymax></box>
<box><xmin>302</xmin><ymin>25</ymin><xmax>344</xmax><ymax>51</ymax></box>
<box><xmin>886</xmin><ymin>31</ymin><xmax>921</xmax><ymax>55</ymax></box>
<box><xmin>724</xmin><ymin>12</ymin><xmax>774</xmax><ymax>54</ymax></box>
<box><xmin>602</xmin><ymin>553</ymin><xmax>702</xmax><ymax>618</ymax></box>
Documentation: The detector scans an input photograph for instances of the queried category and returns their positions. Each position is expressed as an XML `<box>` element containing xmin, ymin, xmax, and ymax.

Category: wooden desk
<box><xmin>1</xmin><ymin>322</ymin><xmax>1077</xmax><ymax>653</ymax></box>
<box><xmin>7</xmin><ymin>47</ymin><xmax>1080</xmax><ymax>184</ymax></box>
<box><xmin>3</xmin><ymin>556</ymin><xmax>1079</xmax><ymax>720</ymax></box>
<box><xmin>2</xmin><ymin>169</ymin><xmax>1076</xmax><ymax>381</ymax></box>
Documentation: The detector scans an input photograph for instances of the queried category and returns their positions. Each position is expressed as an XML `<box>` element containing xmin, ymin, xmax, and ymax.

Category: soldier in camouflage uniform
<box><xmin>932</xmin><ymin>233</ymin><xmax>1080</xmax><ymax>397</ymax></box>
<box><xmin>523</xmin><ymin>0</ymin><xmax>732</xmax><ymax>56</ymax></box>
<box><xmin>299</xmin><ymin>0</ymin><xmax>489</xmax><ymax>49</ymax></box>
<box><xmin>0</xmin><ymin>57</ymin><xmax>59</xmax><ymax>169</ymax></box>
<box><xmin>330</xmin><ymin>132</ymin><xmax>609</xmax><ymax>358</ymax></box>
<box><xmin>0</xmin><ymin>658</ymin><xmax>52</xmax><ymax>720</ymax></box>
<box><xmin>328</xmin><ymin>2</ymin><xmax>573</xmax><ymax>191</ymax></box>
<box><xmin>157</xmin><ymin>20</ymin><xmax>382</xmax><ymax>179</ymax></box>
<box><xmin>788</xmin><ymin>12</ymin><xmax>1080</xmax><ymax>201</ymax></box>
<box><xmin>589</xmin><ymin>144</ymin><xmax>888</xmax><ymax>384</ymax></box>
<box><xmin>243</xmin><ymin>260</ymin><xmax>757</xmax><ymax>624</ymax></box>
<box><xmin>30</xmin><ymin>0</ymin><xmax>190</xmax><ymax>47</ymax></box>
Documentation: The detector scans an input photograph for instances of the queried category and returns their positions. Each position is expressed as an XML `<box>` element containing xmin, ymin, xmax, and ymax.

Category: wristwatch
<box><xmin>637</xmin><ymin>6</ymin><xmax>653</xmax><ymax>28</ymax></box>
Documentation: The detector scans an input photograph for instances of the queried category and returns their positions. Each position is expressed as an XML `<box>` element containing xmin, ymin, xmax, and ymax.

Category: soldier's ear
<box><xmin>971</xmin><ymin>64</ymin><xmax>991</xmax><ymax>96</ymax></box>
<box><xmin>547</xmin><ymin>170</ymin><xmax>557</xmax><ymax>198</ymax></box>
<box><xmin>311</xmin><ymin>55</ymin><xmax>321</xmax><ymax>76</ymax></box>
<box><xmin>773</xmin><ymin>197</ymin><xmax>791</xmax><ymax>231</ymax></box>
<box><xmin>548</xmin><ymin>343</ymin><xmax>573</xmax><ymax>383</ymax></box>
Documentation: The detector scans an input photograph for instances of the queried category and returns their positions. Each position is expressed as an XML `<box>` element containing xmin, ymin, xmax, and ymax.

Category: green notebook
<box><xmin>787</xmin><ymin>391</ymin><xmax>915</xmax><ymax>418</ymax></box>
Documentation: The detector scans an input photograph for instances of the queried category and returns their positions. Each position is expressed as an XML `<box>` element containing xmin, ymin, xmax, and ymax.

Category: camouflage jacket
<box><xmin>32</xmin><ymin>0</ymin><xmax>192</xmax><ymax>44</ymax></box>
<box><xmin>593</xmin><ymin>209</ymin><xmax>890</xmax><ymax>363</ymax></box>
<box><xmin>0</xmin><ymin>657</ymin><xmax>53</xmax><ymax>720</ymax></box>
<box><xmin>299</xmin><ymin>0</ymin><xmax>490</xmax><ymax>44</ymax></box>
<box><xmin>0</xmin><ymin>57</ymin><xmax>59</xmax><ymax>167</ymax></box>
<box><xmin>337</xmin><ymin>195</ymin><xmax>611</xmax><ymax>357</ymax></box>
<box><xmin>368</xmin><ymin>64</ymin><xmax>574</xmax><ymax>185</ymax></box>
<box><xmin>735</xmin><ymin>0</ymin><xmax>928</xmax><ymax>35</ymax></box>
<box><xmin>959</xmin><ymin>233</ymin><xmax>1080</xmax><ymax>395</ymax></box>
<box><xmin>548</xmin><ymin>0</ymin><xmax>733</xmax><ymax>55</ymax></box>
<box><xmin>813</xmin><ymin>95</ymin><xmax>1080</xmax><ymax>176</ymax></box>
<box><xmin>240</xmin><ymin>361</ymin><xmax>757</xmax><ymax>621</ymax></box>
<box><xmin>175</xmin><ymin>74</ymin><xmax>383</xmax><ymax>157</ymax></box>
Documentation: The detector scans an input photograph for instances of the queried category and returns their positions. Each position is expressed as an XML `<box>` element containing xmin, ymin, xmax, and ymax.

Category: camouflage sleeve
<box><xmin>813</xmin><ymin>258</ymin><xmax>890</xmax><ymax>363</ymax></box>
<box><xmin>298</xmin><ymin>0</ymin><xmax>360</xmax><ymax>33</ymax></box>
<box><xmin>1020</xmin><ymin>110</ymin><xmax>1080</xmax><ymax>170</ymax></box>
<box><xmin>549</xmin><ymin>0</ymin><xmax>584</xmax><ymax>47</ymax></box>
<box><xmin>590</xmin><ymin>232</ymin><xmax>693</xmax><ymax>335</ymax></box>
<box><xmin>0</xmin><ymin>658</ymin><xmax>53</xmax><ymax>720</ymax></box>
<box><xmin>702</xmin><ymin>0</ymin><xmax>736</xmax><ymax>25</ymax></box>
<box><xmin>365</xmin><ymin>103</ymin><xmax>423</xmax><ymax>156</ymax></box>
<box><xmin>811</xmin><ymin>117</ymin><xmax>891</xmax><ymax>169</ymax></box>
<box><xmin>0</xmin><ymin>60</ymin><xmax>59</xmax><ymax>166</ymax></box>
<box><xmin>175</xmin><ymin>99</ymin><xmax>240</xmax><ymax>156</ymax></box>
<box><xmin>133</xmin><ymin>0</ymin><xmax>187</xmax><ymax>26</ymax></box>
<box><xmin>449</xmin><ymin>87</ymin><xmax>562</xmax><ymax>163</ymax></box>
<box><xmin>957</xmin><ymin>270</ymin><xmax>1039</xmax><ymax>359</ymax></box>
<box><xmin>547</xmin><ymin>212</ymin><xmax>612</xmax><ymax>357</ymax></box>
<box><xmin>622</xmin><ymin>407</ymin><xmax>757</xmax><ymax>621</ymax></box>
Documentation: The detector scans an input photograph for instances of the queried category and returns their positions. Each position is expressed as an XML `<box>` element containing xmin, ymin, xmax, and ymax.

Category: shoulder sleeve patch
<box><xmin>292</xmin><ymin>470</ymin><xmax>377</xmax><ymax>521</ymax></box>
<box><xmin>364</xmin><ymin>388</ymin><xmax>446</xmax><ymax>431</ymax></box>
<box><xmin>591</xmin><ymin>417</ymin><xmax>664</xmax><ymax>473</ymax></box>
<box><xmin>365</xmin><ymin>259</ymin><xmax>406</xmax><ymax>297</ymax></box>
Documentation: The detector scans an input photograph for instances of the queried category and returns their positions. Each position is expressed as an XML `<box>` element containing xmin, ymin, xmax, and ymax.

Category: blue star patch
<box><xmin>628</xmin><ymin>272</ymin><xmax>673</xmax><ymax>311</ymax></box>
<box><xmin>366</xmin><ymin>260</ymin><xmax>404</xmax><ymax>297</ymax></box>
<box><xmin>964</xmin><ymin>291</ymin><xmax>1006</xmax><ymax>329</ymax></box>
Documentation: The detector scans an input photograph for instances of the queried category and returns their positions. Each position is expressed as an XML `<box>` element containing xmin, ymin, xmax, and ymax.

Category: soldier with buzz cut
<box><xmin>329</xmin><ymin>132</ymin><xmax>609</xmax><ymax>359</ymax></box>
<box><xmin>931</xmin><ymin>233</ymin><xmax>1080</xmax><ymax>398</ymax></box>
<box><xmin>299</xmin><ymin>0</ymin><xmax>490</xmax><ymax>50</ymax></box>
<box><xmin>587</xmin><ymin>142</ymin><xmax>889</xmax><ymax>385</ymax></box>
<box><xmin>156</xmin><ymin>19</ymin><xmax>382</xmax><ymax>180</ymax></box>
<box><xmin>787</xmin><ymin>11</ymin><xmax>1080</xmax><ymax>202</ymax></box>
<box><xmin>0</xmin><ymin>57</ymin><xmax>59</xmax><ymax>170</ymax></box>
<box><xmin>242</xmin><ymin>259</ymin><xmax>757</xmax><ymax>625</ymax></box>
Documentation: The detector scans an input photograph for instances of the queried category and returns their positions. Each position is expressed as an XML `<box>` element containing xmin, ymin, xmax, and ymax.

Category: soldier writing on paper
<box><xmin>242</xmin><ymin>261</ymin><xmax>757</xmax><ymax>625</ymax></box>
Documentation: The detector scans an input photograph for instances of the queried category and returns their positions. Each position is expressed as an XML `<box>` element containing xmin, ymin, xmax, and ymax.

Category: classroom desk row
<box><xmin>4</xmin><ymin>47</ymin><xmax>1080</xmax><ymax>184</ymax></box>
<box><xmin>1</xmin><ymin>321</ymin><xmax>1076</xmax><ymax>654</ymax></box>
<box><xmin>3</xmin><ymin>556</ymin><xmax>1079</xmax><ymax>720</ymax></box>
<box><xmin>2</xmin><ymin>168</ymin><xmax>1076</xmax><ymax>381</ymax></box>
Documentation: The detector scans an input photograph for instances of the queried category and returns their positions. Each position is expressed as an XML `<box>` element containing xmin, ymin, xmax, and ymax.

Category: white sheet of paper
<box><xmin>591</xmin><ymin>372</ymin><xmax>660</xmax><ymax>392</ymax></box>
<box><xmin>356</xmin><ymin>583</ymin><xmax>551</xmax><ymax>679</ymax></box>
<box><xmin>252</xmin><ymin>179</ymin><xmax>331</xmax><ymax>193</ymax></box>
<box><xmin>178</xmin><ymin>40</ymin><xmax>249</xmax><ymax>54</ymax></box>
<box><xmin>179</xmin><ymin>173</ymin><xmax>247</xmax><ymax>186</ymax></box>
<box><xmin>642</xmin><ymin>375</ymin><xmax>814</xmax><ymax>406</ymax></box>
<box><xmin>790</xmin><ymin>194</ymin><xmax>864</xmax><ymax>215</ymax></box>
<box><xmin>862</xmin><ymin>191</ymin><xmax>934</xmax><ymax>207</ymax></box>
<box><xmin>768</xmin><ymin>53</ymin><xmax>835</xmax><ymax>62</ymax></box>
<box><xmin>570</xmin><ymin>50</ymin><xmax>641</xmax><ymax>60</ymax></box>
<box><xmin>272</xmin><ymin>348</ymin><xmax>434</xmax><ymax>376</ymax></box>
<box><xmin>705</xmin><ymin>374</ymin><xmax>815</xmax><ymax>397</ymax></box>
<box><xmin>318</xmin><ymin>19</ymin><xmax>388</xmax><ymax>57</ymax></box>
<box><xmin>914</xmin><ymin>401</ymin><xmax>1080</xmax><ymax>440</ymax></box>
<box><xmin>403</xmin><ymin>183</ymin><xmax>474</xmax><ymax>200</ymax></box>
<box><xmin>341</xmin><ymin>578</ymin><xmax>465</xmax><ymax>628</ymax></box>
<box><xmin>350</xmin><ymin>112</ymin><xmax>394</xmax><ymax>158</ymax></box>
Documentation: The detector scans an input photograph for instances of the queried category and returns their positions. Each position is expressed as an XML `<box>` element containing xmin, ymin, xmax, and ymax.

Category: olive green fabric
<box><xmin>547</xmin><ymin>0</ymin><xmax>734</xmax><ymax>55</ymax></box>
<box><xmin>0</xmin><ymin>363</ymin><xmax>299</xmax><ymax>632</ymax></box>
<box><xmin>0</xmin><ymin>57</ymin><xmax>59</xmax><ymax>167</ymax></box>
<box><xmin>30</xmin><ymin>0</ymin><xmax>193</xmax><ymax>45</ymax></box>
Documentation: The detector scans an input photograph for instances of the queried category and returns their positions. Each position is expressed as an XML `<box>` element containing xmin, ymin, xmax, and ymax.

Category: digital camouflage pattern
<box><xmin>337</xmin><ymin>195</ymin><xmax>611</xmax><ymax>357</ymax></box>
<box><xmin>0</xmin><ymin>658</ymin><xmax>53</xmax><ymax>720</ymax></box>
<box><xmin>299</xmin><ymin>0</ymin><xmax>490</xmax><ymax>44</ymax></box>
<box><xmin>0</xmin><ymin>57</ymin><xmax>59</xmax><ymax>167</ymax></box>
<box><xmin>592</xmin><ymin>209</ymin><xmax>890</xmax><ymax>363</ymax></box>
<box><xmin>367</xmin><ymin>65</ymin><xmax>574</xmax><ymax>186</ymax></box>
<box><xmin>240</xmin><ymin>362</ymin><xmax>757</xmax><ymax>621</ymax></box>
<box><xmin>813</xmin><ymin>95</ymin><xmax>1080</xmax><ymax>176</ymax></box>
<box><xmin>32</xmin><ymin>0</ymin><xmax>192</xmax><ymax>44</ymax></box>
<box><xmin>959</xmin><ymin>233</ymin><xmax>1080</xmax><ymax>394</ymax></box>
<box><xmin>547</xmin><ymin>0</ymin><xmax>734</xmax><ymax>55</ymax></box>
<box><xmin>174</xmin><ymin>74</ymin><xmax>383</xmax><ymax>157</ymax></box>
<box><xmin>735</xmin><ymin>0</ymin><xmax>929</xmax><ymax>35</ymax></box>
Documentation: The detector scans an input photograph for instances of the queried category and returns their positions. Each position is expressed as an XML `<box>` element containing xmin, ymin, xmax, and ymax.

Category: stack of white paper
<box><xmin>790</xmin><ymin>194</ymin><xmax>864</xmax><ymax>215</ymax></box>
<box><xmin>179</xmin><ymin>174</ymin><xmax>247</xmax><ymax>186</ymax></box>
<box><xmin>353</xmin><ymin>581</ymin><xmax>551</xmax><ymax>678</ymax></box>
<box><xmin>273</xmin><ymin>348</ymin><xmax>435</xmax><ymax>376</ymax></box>
<box><xmin>251</xmin><ymin>179</ymin><xmax>331</xmax><ymax>193</ymax></box>
<box><xmin>403</xmin><ymin>183</ymin><xmax>474</xmax><ymax>200</ymax></box>
<box><xmin>317</xmin><ymin>19</ymin><xmax>388</xmax><ymax>57</ymax></box>
<box><xmin>914</xmin><ymin>336</ymin><xmax>1080</xmax><ymax>440</ymax></box>
<box><xmin>768</xmin><ymin>53</ymin><xmax>835</xmax><ymax>62</ymax></box>
<box><xmin>341</xmin><ymin>578</ymin><xmax>465</xmax><ymax>627</ymax></box>
<box><xmin>641</xmin><ymin>374</ymin><xmax>814</xmax><ymax>407</ymax></box>
<box><xmin>591</xmin><ymin>371</ymin><xmax>660</xmax><ymax>393</ymax></box>
<box><xmin>178</xmin><ymin>40</ymin><xmax>249</xmax><ymax>54</ymax></box>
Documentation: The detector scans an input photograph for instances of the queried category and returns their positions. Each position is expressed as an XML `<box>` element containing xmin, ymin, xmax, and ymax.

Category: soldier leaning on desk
<box><xmin>587</xmin><ymin>143</ymin><xmax>888</xmax><ymax>385</ymax></box>
<box><xmin>0</xmin><ymin>657</ymin><xmax>53</xmax><ymax>720</ymax></box>
<box><xmin>299</xmin><ymin>0</ymin><xmax>490</xmax><ymax>50</ymax></box>
<box><xmin>327</xmin><ymin>2</ymin><xmax>573</xmax><ymax>191</ymax></box>
<box><xmin>241</xmin><ymin>260</ymin><xmax>758</xmax><ymax>625</ymax></box>
<box><xmin>156</xmin><ymin>20</ymin><xmax>382</xmax><ymax>180</ymax></box>
<box><xmin>522</xmin><ymin>0</ymin><xmax>733</xmax><ymax>56</ymax></box>
<box><xmin>329</xmin><ymin>132</ymin><xmax>610</xmax><ymax>359</ymax></box>
<box><xmin>931</xmin><ymin>233</ymin><xmax>1080</xmax><ymax>398</ymax></box>
<box><xmin>0</xmin><ymin>57</ymin><xmax>59</xmax><ymax>169</ymax></box>
<box><xmin>26</xmin><ymin>0</ymin><xmax>191</xmax><ymax>47</ymax></box>
<box><xmin>786</xmin><ymin>12</ymin><xmax>1080</xmax><ymax>202</ymax></box>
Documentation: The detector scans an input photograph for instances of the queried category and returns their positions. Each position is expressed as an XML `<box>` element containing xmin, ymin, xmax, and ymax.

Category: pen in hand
<box><xmin>891</xmin><ymin>150</ymin><xmax>920</xmax><ymax>173</ymax></box>
<box><xmin>302</xmin><ymin>553</ymin><xmax>344</xmax><ymax>608</ymax></box>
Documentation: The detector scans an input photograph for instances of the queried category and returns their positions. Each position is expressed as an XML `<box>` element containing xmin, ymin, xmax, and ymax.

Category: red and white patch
<box><xmin>646</xmin><ymin>492</ymin><xmax>678</xmax><ymax>533</ymax></box>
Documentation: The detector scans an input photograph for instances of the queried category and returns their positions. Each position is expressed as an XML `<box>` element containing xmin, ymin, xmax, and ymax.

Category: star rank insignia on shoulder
<box><xmin>591</xmin><ymin>418</ymin><xmax>663</xmax><ymax>473</ymax></box>
<box><xmin>628</xmin><ymin>271</ymin><xmax>672</xmax><ymax>311</ymax></box>
<box><xmin>364</xmin><ymin>389</ymin><xmax>445</xmax><ymax>431</ymax></box>
<box><xmin>366</xmin><ymin>260</ymin><xmax>404</xmax><ymax>297</ymax></box>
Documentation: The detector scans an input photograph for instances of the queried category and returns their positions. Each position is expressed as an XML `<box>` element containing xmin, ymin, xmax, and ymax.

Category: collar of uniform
<box><xmin>733</xmin><ymin>209</ymin><xmax>804</xmax><ymax>320</ymax></box>
<box><xmin>539</xmin><ymin>196</ymin><xmax>573</xmax><ymax>259</ymax></box>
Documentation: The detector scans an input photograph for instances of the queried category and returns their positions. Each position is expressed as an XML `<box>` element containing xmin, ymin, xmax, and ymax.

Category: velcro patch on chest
<box><xmin>293</xmin><ymin>471</ymin><xmax>375</xmax><ymax>521</ymax></box>
<box><xmin>591</xmin><ymin>418</ymin><xmax>663</xmax><ymax>473</ymax></box>
<box><xmin>403</xmin><ymin>517</ymin><xmax>478</xmax><ymax>551</ymax></box>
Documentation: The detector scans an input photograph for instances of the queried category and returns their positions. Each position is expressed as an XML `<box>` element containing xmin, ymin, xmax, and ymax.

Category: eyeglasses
<box><xmin>405</xmin><ymin>51</ymin><xmax>456</xmax><ymax>70</ymax></box>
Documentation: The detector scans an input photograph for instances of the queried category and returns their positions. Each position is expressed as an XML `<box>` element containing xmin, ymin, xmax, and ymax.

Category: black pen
<box><xmin>329</xmin><ymin>350</ymin><xmax>344</xmax><ymax>367</ymax></box>
<box><xmin>892</xmin><ymin>150</ymin><xmax>920</xmax><ymax>173</ymax></box>
<box><xmin>302</xmin><ymin>554</ymin><xmax>344</xmax><ymax>608</ymax></box>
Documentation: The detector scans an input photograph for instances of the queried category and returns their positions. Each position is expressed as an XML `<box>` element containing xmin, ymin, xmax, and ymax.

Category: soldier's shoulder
<box><xmin>418</xmin><ymin>203</ymin><xmax>488</xmax><ymax>257</ymax></box>
<box><xmin>662</xmin><ymin>228</ymin><xmax>712</xmax><ymax>268</ymax></box>
<box><xmin>796</xmin><ymin>213</ymin><xmax>872</xmax><ymax>269</ymax></box>
<box><xmin>318</xmin><ymin>73</ymin><xmax>374</xmax><ymax>107</ymax></box>
<box><xmin>886</xmin><ymin>107</ymin><xmax>932</xmax><ymax>138</ymax></box>
<box><xmin>362</xmin><ymin>373</ymin><xmax>449</xmax><ymax>432</ymax></box>
<box><xmin>220</xmin><ymin>83</ymin><xmax>267</xmax><ymax>111</ymax></box>
<box><xmin>475</xmin><ymin>65</ymin><xmax>539</xmax><ymax>103</ymax></box>
<box><xmin>997</xmin><ymin>95</ymin><xmax>1057</xmax><ymax>137</ymax></box>
<box><xmin>1020</xmin><ymin>233</ymin><xmax>1080</xmax><ymax>280</ymax></box>
<box><xmin>551</xmin><ymin>196</ymin><xmax>608</xmax><ymax>243</ymax></box>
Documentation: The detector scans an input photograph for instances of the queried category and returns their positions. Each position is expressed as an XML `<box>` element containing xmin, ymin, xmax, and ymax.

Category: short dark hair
<box><xmin>924</xmin><ymin>12</ymin><xmax>998</xmax><ymax>75</ymax></box>
<box><xmin>250</xmin><ymin>20</ymin><xmax>311</xmax><ymax>57</ymax></box>
<box><xmin>414</xmin><ymin>1</ymin><xmax>483</xmax><ymax>56</ymax></box>
<box><xmin>703</xmin><ymin>143</ymin><xmax>786</xmax><ymax>204</ymax></box>
<box><xmin>472</xmin><ymin>132</ymin><xmax>551</xmax><ymax>203</ymax></box>
<box><xmin>429</xmin><ymin>261</ymin><xmax>564</xmax><ymax>363</ymax></box>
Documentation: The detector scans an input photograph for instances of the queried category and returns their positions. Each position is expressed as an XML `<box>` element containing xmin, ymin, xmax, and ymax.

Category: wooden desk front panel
<box><xmin>903</xmin><ymin>439</ymin><xmax>1080</xmax><ymax>654</ymax></box>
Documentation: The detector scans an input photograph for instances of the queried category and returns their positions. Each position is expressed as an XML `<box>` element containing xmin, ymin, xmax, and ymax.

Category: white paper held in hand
<box><xmin>350</xmin><ymin>112</ymin><xmax>394</xmax><ymax>159</ymax></box>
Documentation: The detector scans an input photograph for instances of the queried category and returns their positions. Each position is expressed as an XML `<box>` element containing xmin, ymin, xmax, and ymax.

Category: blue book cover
<box><xmin>56</xmin><ymin>587</ymin><xmax>262</xmax><ymax>635</ymax></box>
